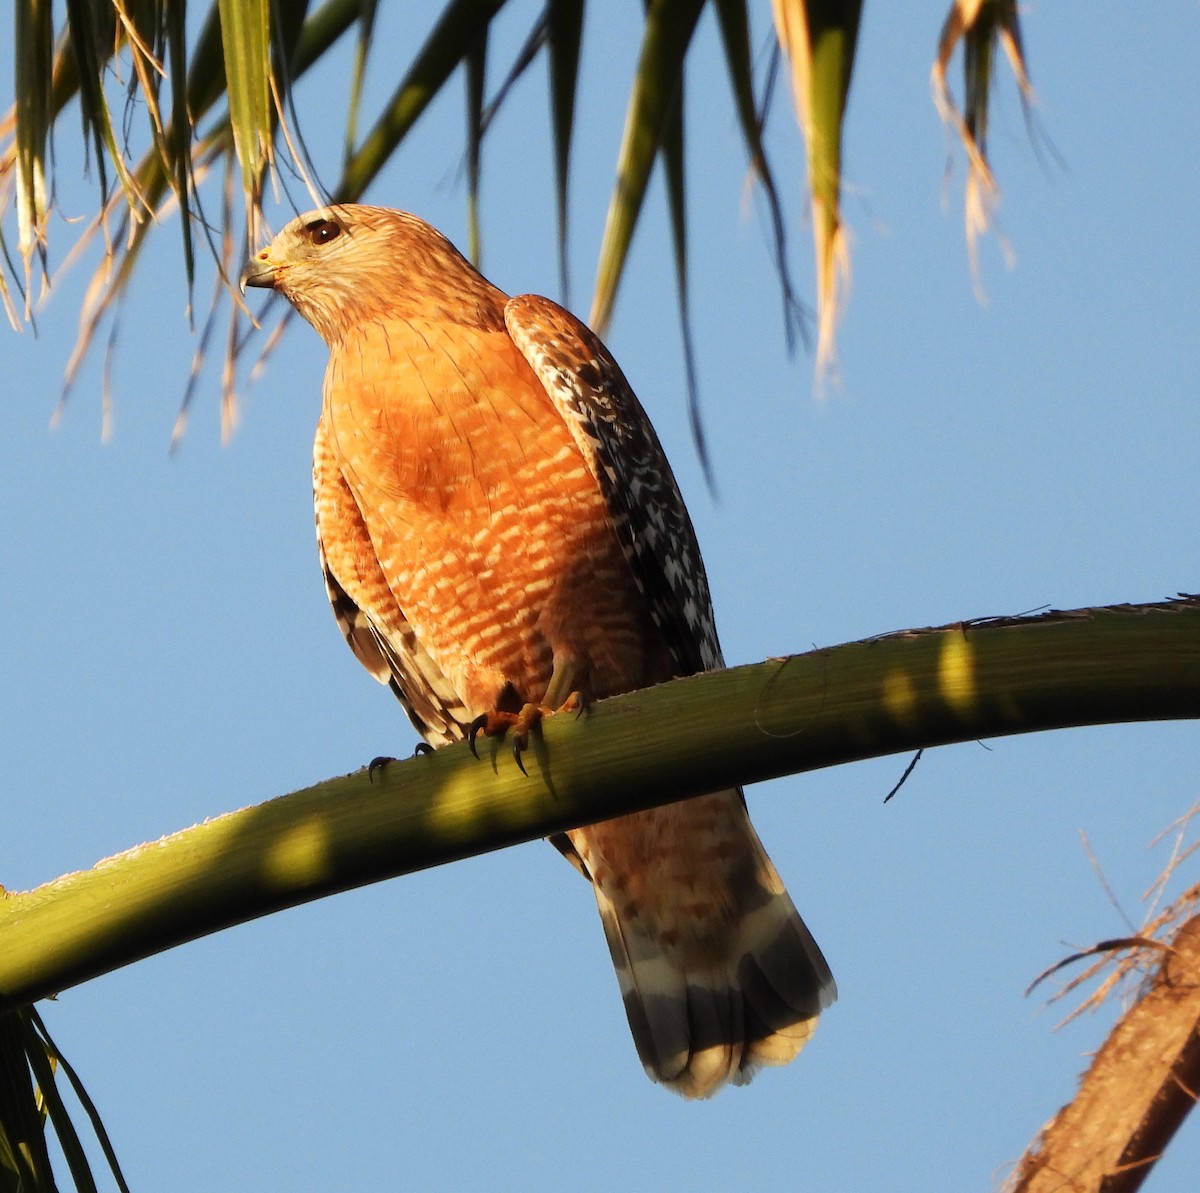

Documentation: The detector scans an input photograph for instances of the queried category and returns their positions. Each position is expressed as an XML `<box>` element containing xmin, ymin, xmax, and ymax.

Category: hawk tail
<box><xmin>589</xmin><ymin>810</ymin><xmax>836</xmax><ymax>1099</ymax></box>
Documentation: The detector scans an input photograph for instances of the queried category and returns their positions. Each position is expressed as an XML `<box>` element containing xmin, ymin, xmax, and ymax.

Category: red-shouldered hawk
<box><xmin>240</xmin><ymin>205</ymin><xmax>835</xmax><ymax>1097</ymax></box>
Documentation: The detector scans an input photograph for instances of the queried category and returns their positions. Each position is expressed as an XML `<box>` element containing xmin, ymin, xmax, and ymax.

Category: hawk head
<box><xmin>240</xmin><ymin>205</ymin><xmax>504</xmax><ymax>343</ymax></box>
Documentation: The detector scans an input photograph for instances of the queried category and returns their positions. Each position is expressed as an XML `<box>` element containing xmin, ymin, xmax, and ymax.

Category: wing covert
<box><xmin>504</xmin><ymin>294</ymin><xmax>723</xmax><ymax>676</ymax></box>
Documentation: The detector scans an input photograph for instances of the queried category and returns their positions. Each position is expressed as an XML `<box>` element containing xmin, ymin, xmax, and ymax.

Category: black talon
<box><xmin>513</xmin><ymin>735</ymin><xmax>528</xmax><ymax>776</ymax></box>
<box><xmin>413</xmin><ymin>742</ymin><xmax>434</xmax><ymax>757</ymax></box>
<box><xmin>468</xmin><ymin>713</ymin><xmax>489</xmax><ymax>758</ymax></box>
<box><xmin>368</xmin><ymin>755</ymin><xmax>397</xmax><ymax>781</ymax></box>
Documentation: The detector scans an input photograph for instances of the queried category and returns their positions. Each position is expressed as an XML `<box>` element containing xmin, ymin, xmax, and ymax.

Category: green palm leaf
<box><xmin>0</xmin><ymin>1007</ymin><xmax>130</xmax><ymax>1193</ymax></box>
<box><xmin>1</xmin><ymin>0</ymin><xmax>1043</xmax><ymax>444</ymax></box>
<box><xmin>589</xmin><ymin>0</ymin><xmax>705</xmax><ymax>337</ymax></box>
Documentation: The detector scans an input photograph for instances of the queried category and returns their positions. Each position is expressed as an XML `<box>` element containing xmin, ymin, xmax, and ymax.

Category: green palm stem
<box><xmin>0</xmin><ymin>599</ymin><xmax>1196</xmax><ymax>1012</ymax></box>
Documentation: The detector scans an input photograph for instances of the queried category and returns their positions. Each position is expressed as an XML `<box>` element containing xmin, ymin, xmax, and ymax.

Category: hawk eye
<box><xmin>304</xmin><ymin>219</ymin><xmax>342</xmax><ymax>246</ymax></box>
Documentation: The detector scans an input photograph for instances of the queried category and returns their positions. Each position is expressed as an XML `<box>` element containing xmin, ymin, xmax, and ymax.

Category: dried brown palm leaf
<box><xmin>1011</xmin><ymin>807</ymin><xmax>1200</xmax><ymax>1191</ymax></box>
<box><xmin>1013</xmin><ymin>905</ymin><xmax>1200</xmax><ymax>1193</ymax></box>
<box><xmin>1029</xmin><ymin>808</ymin><xmax>1200</xmax><ymax>1029</ymax></box>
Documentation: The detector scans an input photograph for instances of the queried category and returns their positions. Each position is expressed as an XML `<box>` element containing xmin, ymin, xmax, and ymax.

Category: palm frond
<box><xmin>658</xmin><ymin>64</ymin><xmax>713</xmax><ymax>492</ymax></box>
<box><xmin>0</xmin><ymin>1007</ymin><xmax>130</xmax><ymax>1193</ymax></box>
<box><xmin>334</xmin><ymin>0</ymin><xmax>507</xmax><ymax>203</ymax></box>
<box><xmin>463</xmin><ymin>23</ymin><xmax>488</xmax><ymax>265</ymax></box>
<box><xmin>933</xmin><ymin>0</ymin><xmax>1035</xmax><ymax>293</ymax></box>
<box><xmin>713</xmin><ymin>0</ymin><xmax>808</xmax><ymax>351</ymax></box>
<box><xmin>343</xmin><ymin>0</ymin><xmax>380</xmax><ymax>173</ymax></box>
<box><xmin>12</xmin><ymin>0</ymin><xmax>53</xmax><ymax>307</ymax></box>
<box><xmin>589</xmin><ymin>0</ymin><xmax>705</xmax><ymax>337</ymax></box>
<box><xmin>546</xmin><ymin>0</ymin><xmax>584</xmax><ymax>303</ymax></box>
<box><xmin>770</xmin><ymin>0</ymin><xmax>861</xmax><ymax>384</ymax></box>
<box><xmin>218</xmin><ymin>0</ymin><xmax>274</xmax><ymax>246</ymax></box>
<box><xmin>2</xmin><ymin>0</ymin><xmax>1047</xmax><ymax>441</ymax></box>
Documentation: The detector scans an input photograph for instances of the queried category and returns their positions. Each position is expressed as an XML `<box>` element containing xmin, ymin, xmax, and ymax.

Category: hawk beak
<box><xmin>239</xmin><ymin>254</ymin><xmax>278</xmax><ymax>295</ymax></box>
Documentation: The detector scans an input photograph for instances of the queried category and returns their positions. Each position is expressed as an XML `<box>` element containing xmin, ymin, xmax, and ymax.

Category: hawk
<box><xmin>240</xmin><ymin>205</ymin><xmax>835</xmax><ymax>1097</ymax></box>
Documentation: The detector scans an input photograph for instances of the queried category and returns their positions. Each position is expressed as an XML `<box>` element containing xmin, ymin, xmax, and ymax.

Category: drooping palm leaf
<box><xmin>13</xmin><ymin>0</ymin><xmax>360</xmax><ymax>431</ymax></box>
<box><xmin>0</xmin><ymin>1007</ymin><xmax>54</xmax><ymax>1192</ymax></box>
<box><xmin>0</xmin><ymin>1007</ymin><xmax>130</xmax><ymax>1193</ymax></box>
<box><xmin>164</xmin><ymin>0</ymin><xmax>198</xmax><ymax>312</ymax></box>
<box><xmin>589</xmin><ymin>0</ymin><xmax>705</xmax><ymax>337</ymax></box>
<box><xmin>0</xmin><ymin>0</ymin><xmax>837</xmax><ymax>418</ymax></box>
<box><xmin>334</xmin><ymin>0</ymin><xmax>507</xmax><ymax>203</ymax></box>
<box><xmin>62</xmin><ymin>0</ymin><xmax>115</xmax><ymax>200</ymax></box>
<box><xmin>711</xmin><ymin>0</ymin><xmax>807</xmax><ymax>350</ymax></box>
<box><xmin>219</xmin><ymin>0</ymin><xmax>274</xmax><ymax>245</ymax></box>
<box><xmin>343</xmin><ymin>0</ymin><xmax>380</xmax><ymax>173</ymax></box>
<box><xmin>770</xmin><ymin>0</ymin><xmax>861</xmax><ymax>382</ymax></box>
<box><xmin>12</xmin><ymin>0</ymin><xmax>53</xmax><ymax>301</ymax></box>
<box><xmin>933</xmin><ymin>0</ymin><xmax>1035</xmax><ymax>292</ymax></box>
<box><xmin>2</xmin><ymin>0</ymin><xmax>1045</xmax><ymax>442</ymax></box>
<box><xmin>546</xmin><ymin>0</ymin><xmax>584</xmax><ymax>303</ymax></box>
<box><xmin>464</xmin><ymin>23</ymin><xmax>489</xmax><ymax>264</ymax></box>
<box><xmin>658</xmin><ymin>60</ymin><xmax>713</xmax><ymax>490</ymax></box>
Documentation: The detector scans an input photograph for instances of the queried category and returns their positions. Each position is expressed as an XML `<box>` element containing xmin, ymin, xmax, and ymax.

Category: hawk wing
<box><xmin>313</xmin><ymin>414</ymin><xmax>472</xmax><ymax>747</ymax></box>
<box><xmin>504</xmin><ymin>294</ymin><xmax>723</xmax><ymax>678</ymax></box>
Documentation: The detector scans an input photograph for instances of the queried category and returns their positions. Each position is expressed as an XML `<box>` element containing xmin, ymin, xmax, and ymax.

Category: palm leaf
<box><xmin>658</xmin><ymin>64</ymin><xmax>714</xmax><ymax>491</ymax></box>
<box><xmin>62</xmin><ymin>0</ymin><xmax>115</xmax><ymax>199</ymax></box>
<box><xmin>589</xmin><ymin>0</ymin><xmax>705</xmax><ymax>336</ymax></box>
<box><xmin>933</xmin><ymin>0</ymin><xmax>1034</xmax><ymax>292</ymax></box>
<box><xmin>219</xmin><ymin>0</ymin><xmax>274</xmax><ymax>245</ymax></box>
<box><xmin>464</xmin><ymin>24</ymin><xmax>488</xmax><ymax>264</ymax></box>
<box><xmin>12</xmin><ymin>0</ymin><xmax>52</xmax><ymax>303</ymax></box>
<box><xmin>164</xmin><ymin>0</ymin><xmax>198</xmax><ymax>315</ymax></box>
<box><xmin>546</xmin><ymin>0</ymin><xmax>584</xmax><ymax>303</ymax></box>
<box><xmin>712</xmin><ymin>0</ymin><xmax>807</xmax><ymax>350</ymax></box>
<box><xmin>770</xmin><ymin>0</ymin><xmax>861</xmax><ymax>383</ymax></box>
<box><xmin>2</xmin><ymin>0</ymin><xmax>1049</xmax><ymax>443</ymax></box>
<box><xmin>28</xmin><ymin>1011</ymin><xmax>131</xmax><ymax>1193</ymax></box>
<box><xmin>15</xmin><ymin>0</ymin><xmax>360</xmax><ymax>427</ymax></box>
<box><xmin>335</xmin><ymin>0</ymin><xmax>508</xmax><ymax>202</ymax></box>
<box><xmin>0</xmin><ymin>1007</ymin><xmax>130</xmax><ymax>1193</ymax></box>
<box><xmin>0</xmin><ymin>1008</ymin><xmax>53</xmax><ymax>1192</ymax></box>
<box><xmin>343</xmin><ymin>0</ymin><xmax>380</xmax><ymax>172</ymax></box>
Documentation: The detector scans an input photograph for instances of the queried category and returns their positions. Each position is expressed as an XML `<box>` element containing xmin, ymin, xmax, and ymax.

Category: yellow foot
<box><xmin>468</xmin><ymin>693</ymin><xmax>585</xmax><ymax>775</ymax></box>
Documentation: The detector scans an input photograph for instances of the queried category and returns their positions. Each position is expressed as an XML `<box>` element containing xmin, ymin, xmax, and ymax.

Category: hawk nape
<box><xmin>240</xmin><ymin>205</ymin><xmax>836</xmax><ymax>1097</ymax></box>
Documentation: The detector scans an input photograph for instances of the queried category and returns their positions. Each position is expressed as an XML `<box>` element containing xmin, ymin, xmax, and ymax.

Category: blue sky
<box><xmin>3</xmin><ymin>4</ymin><xmax>1199</xmax><ymax>1190</ymax></box>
